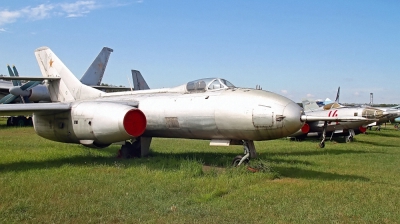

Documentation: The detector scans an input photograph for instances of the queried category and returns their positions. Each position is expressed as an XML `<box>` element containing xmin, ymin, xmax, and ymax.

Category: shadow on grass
<box><xmin>275</xmin><ymin>167</ymin><xmax>370</xmax><ymax>181</ymax></box>
<box><xmin>0</xmin><ymin>154</ymin><xmax>117</xmax><ymax>173</ymax></box>
<box><xmin>266</xmin><ymin>148</ymin><xmax>374</xmax><ymax>157</ymax></box>
<box><xmin>0</xmin><ymin>150</ymin><xmax>370</xmax><ymax>182</ymax></box>
<box><xmin>365</xmin><ymin>131</ymin><xmax>400</xmax><ymax>138</ymax></box>
<box><xmin>353</xmin><ymin>140</ymin><xmax>399</xmax><ymax>148</ymax></box>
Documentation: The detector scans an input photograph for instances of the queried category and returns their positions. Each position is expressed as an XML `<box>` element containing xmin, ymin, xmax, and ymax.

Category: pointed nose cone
<box><xmin>282</xmin><ymin>101</ymin><xmax>305</xmax><ymax>135</ymax></box>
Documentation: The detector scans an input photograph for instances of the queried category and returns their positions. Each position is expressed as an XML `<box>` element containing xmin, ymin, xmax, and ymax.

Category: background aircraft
<box><xmin>132</xmin><ymin>70</ymin><xmax>150</xmax><ymax>90</ymax></box>
<box><xmin>308</xmin><ymin>87</ymin><xmax>400</xmax><ymax>132</ymax></box>
<box><xmin>366</xmin><ymin>105</ymin><xmax>400</xmax><ymax>130</ymax></box>
<box><xmin>292</xmin><ymin>98</ymin><xmax>386</xmax><ymax>147</ymax></box>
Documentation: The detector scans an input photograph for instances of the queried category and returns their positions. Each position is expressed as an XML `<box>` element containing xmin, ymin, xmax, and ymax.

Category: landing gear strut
<box><xmin>319</xmin><ymin>121</ymin><xmax>328</xmax><ymax>148</ymax></box>
<box><xmin>232</xmin><ymin>140</ymin><xmax>256</xmax><ymax>166</ymax></box>
<box><xmin>345</xmin><ymin>129</ymin><xmax>355</xmax><ymax>143</ymax></box>
<box><xmin>119</xmin><ymin>139</ymin><xmax>141</xmax><ymax>159</ymax></box>
<box><xmin>118</xmin><ymin>137</ymin><xmax>152</xmax><ymax>159</ymax></box>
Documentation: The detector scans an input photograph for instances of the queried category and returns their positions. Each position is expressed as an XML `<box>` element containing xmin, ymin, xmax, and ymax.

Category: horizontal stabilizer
<box><xmin>0</xmin><ymin>102</ymin><xmax>71</xmax><ymax>116</ymax></box>
<box><xmin>0</xmin><ymin>77</ymin><xmax>60</xmax><ymax>81</ymax></box>
<box><xmin>302</xmin><ymin>99</ymin><xmax>321</xmax><ymax>112</ymax></box>
<box><xmin>91</xmin><ymin>86</ymin><xmax>131</xmax><ymax>91</ymax></box>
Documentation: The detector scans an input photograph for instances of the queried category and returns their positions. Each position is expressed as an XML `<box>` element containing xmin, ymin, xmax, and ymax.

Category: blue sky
<box><xmin>0</xmin><ymin>0</ymin><xmax>399</xmax><ymax>104</ymax></box>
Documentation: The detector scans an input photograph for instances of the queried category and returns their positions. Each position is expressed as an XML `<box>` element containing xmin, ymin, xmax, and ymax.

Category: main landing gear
<box><xmin>319</xmin><ymin>121</ymin><xmax>328</xmax><ymax>148</ymax></box>
<box><xmin>119</xmin><ymin>139</ymin><xmax>141</xmax><ymax>159</ymax></box>
<box><xmin>232</xmin><ymin>140</ymin><xmax>257</xmax><ymax>166</ymax></box>
<box><xmin>118</xmin><ymin>137</ymin><xmax>152</xmax><ymax>159</ymax></box>
<box><xmin>345</xmin><ymin>129</ymin><xmax>355</xmax><ymax>143</ymax></box>
<box><xmin>318</xmin><ymin>122</ymin><xmax>355</xmax><ymax>148</ymax></box>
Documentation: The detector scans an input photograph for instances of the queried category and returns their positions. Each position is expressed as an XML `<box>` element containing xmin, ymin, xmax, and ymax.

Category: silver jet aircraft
<box><xmin>0</xmin><ymin>47</ymin><xmax>114</xmax><ymax>103</ymax></box>
<box><xmin>292</xmin><ymin>98</ymin><xmax>387</xmax><ymax>148</ymax></box>
<box><xmin>0</xmin><ymin>46</ymin><xmax>310</xmax><ymax>166</ymax></box>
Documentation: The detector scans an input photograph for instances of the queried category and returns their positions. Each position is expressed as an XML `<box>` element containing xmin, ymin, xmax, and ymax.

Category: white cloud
<box><xmin>0</xmin><ymin>9</ymin><xmax>22</xmax><ymax>25</ymax></box>
<box><xmin>61</xmin><ymin>1</ymin><xmax>99</xmax><ymax>18</ymax></box>
<box><xmin>281</xmin><ymin>89</ymin><xmax>288</xmax><ymax>94</ymax></box>
<box><xmin>0</xmin><ymin>28</ymin><xmax>6</xmax><ymax>32</ymax></box>
<box><xmin>0</xmin><ymin>1</ymin><xmax>107</xmax><ymax>25</ymax></box>
<box><xmin>306</xmin><ymin>93</ymin><xmax>314</xmax><ymax>98</ymax></box>
<box><xmin>25</xmin><ymin>4</ymin><xmax>54</xmax><ymax>21</ymax></box>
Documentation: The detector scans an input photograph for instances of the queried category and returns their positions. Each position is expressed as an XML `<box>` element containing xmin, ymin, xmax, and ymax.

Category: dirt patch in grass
<box><xmin>202</xmin><ymin>165</ymin><xmax>226</xmax><ymax>174</ymax></box>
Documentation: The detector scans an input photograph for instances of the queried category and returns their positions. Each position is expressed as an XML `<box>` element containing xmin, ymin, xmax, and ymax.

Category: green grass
<box><xmin>0</xmin><ymin>117</ymin><xmax>399</xmax><ymax>223</ymax></box>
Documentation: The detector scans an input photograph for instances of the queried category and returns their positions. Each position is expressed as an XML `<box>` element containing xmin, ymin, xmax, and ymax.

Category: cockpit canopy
<box><xmin>186</xmin><ymin>78</ymin><xmax>235</xmax><ymax>93</ymax></box>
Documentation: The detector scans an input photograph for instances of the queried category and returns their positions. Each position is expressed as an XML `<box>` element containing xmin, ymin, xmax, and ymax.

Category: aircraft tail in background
<box><xmin>302</xmin><ymin>99</ymin><xmax>321</xmax><ymax>112</ymax></box>
<box><xmin>80</xmin><ymin>47</ymin><xmax>113</xmax><ymax>86</ymax></box>
<box><xmin>132</xmin><ymin>70</ymin><xmax>150</xmax><ymax>90</ymax></box>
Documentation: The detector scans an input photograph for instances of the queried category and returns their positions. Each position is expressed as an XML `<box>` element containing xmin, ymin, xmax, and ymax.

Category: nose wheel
<box><xmin>232</xmin><ymin>140</ymin><xmax>256</xmax><ymax>166</ymax></box>
<box><xmin>232</xmin><ymin>155</ymin><xmax>249</xmax><ymax>167</ymax></box>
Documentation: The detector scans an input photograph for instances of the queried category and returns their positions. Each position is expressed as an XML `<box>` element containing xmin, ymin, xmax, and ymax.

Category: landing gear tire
<box><xmin>120</xmin><ymin>142</ymin><xmax>132</xmax><ymax>159</ymax></box>
<box><xmin>17</xmin><ymin>118</ymin><xmax>26</xmax><ymax>127</ymax></box>
<box><xmin>232</xmin><ymin>155</ymin><xmax>249</xmax><ymax>167</ymax></box>
<box><xmin>131</xmin><ymin>140</ymin><xmax>141</xmax><ymax>158</ymax></box>
<box><xmin>119</xmin><ymin>140</ymin><xmax>142</xmax><ymax>159</ymax></box>
<box><xmin>346</xmin><ymin>136</ymin><xmax>353</xmax><ymax>143</ymax></box>
<box><xmin>319</xmin><ymin>142</ymin><xmax>325</xmax><ymax>148</ymax></box>
<box><xmin>6</xmin><ymin>117</ymin><xmax>13</xmax><ymax>126</ymax></box>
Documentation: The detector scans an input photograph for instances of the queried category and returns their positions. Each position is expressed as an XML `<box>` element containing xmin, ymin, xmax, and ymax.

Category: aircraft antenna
<box><xmin>127</xmin><ymin>75</ymin><xmax>133</xmax><ymax>91</ymax></box>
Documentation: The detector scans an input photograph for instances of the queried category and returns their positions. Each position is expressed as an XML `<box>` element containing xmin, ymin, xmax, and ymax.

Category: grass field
<box><xmin>0</xmin><ymin>117</ymin><xmax>399</xmax><ymax>223</ymax></box>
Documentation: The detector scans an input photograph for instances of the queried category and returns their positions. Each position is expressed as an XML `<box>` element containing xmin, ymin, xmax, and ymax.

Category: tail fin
<box><xmin>35</xmin><ymin>46</ymin><xmax>103</xmax><ymax>102</ymax></box>
<box><xmin>322</xmin><ymin>87</ymin><xmax>342</xmax><ymax>110</ymax></box>
<box><xmin>334</xmin><ymin>86</ymin><xmax>340</xmax><ymax>103</ymax></box>
<box><xmin>132</xmin><ymin>70</ymin><xmax>150</xmax><ymax>90</ymax></box>
<box><xmin>12</xmin><ymin>65</ymin><xmax>22</xmax><ymax>86</ymax></box>
<box><xmin>7</xmin><ymin>65</ymin><xmax>20</xmax><ymax>86</ymax></box>
<box><xmin>302</xmin><ymin>99</ymin><xmax>321</xmax><ymax>112</ymax></box>
<box><xmin>80</xmin><ymin>47</ymin><xmax>113</xmax><ymax>86</ymax></box>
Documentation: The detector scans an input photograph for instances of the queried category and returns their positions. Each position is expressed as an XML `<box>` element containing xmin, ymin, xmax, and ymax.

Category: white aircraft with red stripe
<box><xmin>291</xmin><ymin>99</ymin><xmax>387</xmax><ymax>148</ymax></box>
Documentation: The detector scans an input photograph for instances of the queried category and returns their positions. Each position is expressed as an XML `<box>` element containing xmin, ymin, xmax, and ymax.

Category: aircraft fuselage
<box><xmin>32</xmin><ymin>88</ymin><xmax>304</xmax><ymax>146</ymax></box>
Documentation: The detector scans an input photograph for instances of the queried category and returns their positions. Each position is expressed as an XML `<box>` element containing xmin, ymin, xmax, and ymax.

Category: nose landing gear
<box><xmin>232</xmin><ymin>140</ymin><xmax>256</xmax><ymax>166</ymax></box>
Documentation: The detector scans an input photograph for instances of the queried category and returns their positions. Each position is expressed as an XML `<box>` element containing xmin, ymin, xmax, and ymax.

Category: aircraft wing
<box><xmin>0</xmin><ymin>80</ymin><xmax>12</xmax><ymax>88</ymax></box>
<box><xmin>301</xmin><ymin>115</ymin><xmax>377</xmax><ymax>122</ymax></box>
<box><xmin>91</xmin><ymin>86</ymin><xmax>132</xmax><ymax>92</ymax></box>
<box><xmin>0</xmin><ymin>103</ymin><xmax>71</xmax><ymax>116</ymax></box>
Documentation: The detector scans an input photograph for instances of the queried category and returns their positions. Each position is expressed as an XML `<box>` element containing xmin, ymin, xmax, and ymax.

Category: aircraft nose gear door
<box><xmin>252</xmin><ymin>106</ymin><xmax>274</xmax><ymax>128</ymax></box>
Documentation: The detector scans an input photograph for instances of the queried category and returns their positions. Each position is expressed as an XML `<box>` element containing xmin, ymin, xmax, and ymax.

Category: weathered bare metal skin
<box><xmin>33</xmin><ymin>102</ymin><xmax>146</xmax><ymax>145</ymax></box>
<box><xmin>28</xmin><ymin>47</ymin><xmax>306</xmax><ymax>147</ymax></box>
<box><xmin>136</xmin><ymin>88</ymin><xmax>304</xmax><ymax>141</ymax></box>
